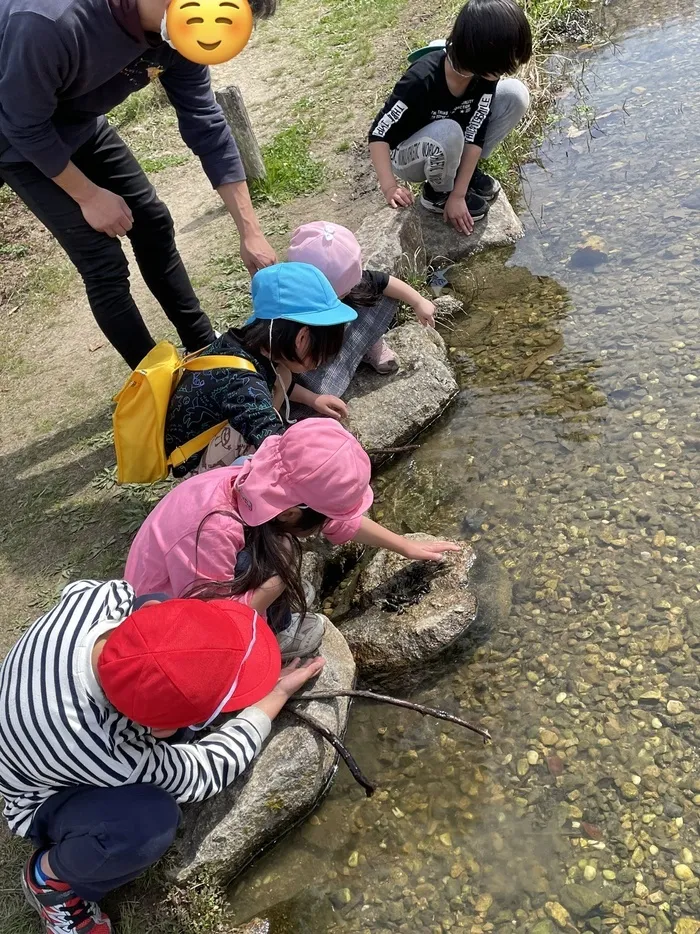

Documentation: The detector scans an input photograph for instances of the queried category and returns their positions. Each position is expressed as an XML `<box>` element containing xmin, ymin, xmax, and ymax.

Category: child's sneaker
<box><xmin>419</xmin><ymin>181</ymin><xmax>449</xmax><ymax>213</ymax></box>
<box><xmin>22</xmin><ymin>853</ymin><xmax>112</xmax><ymax>933</ymax></box>
<box><xmin>469</xmin><ymin>167</ymin><xmax>501</xmax><ymax>201</ymax></box>
<box><xmin>363</xmin><ymin>338</ymin><xmax>399</xmax><ymax>375</ymax></box>
<box><xmin>420</xmin><ymin>183</ymin><xmax>489</xmax><ymax>221</ymax></box>
<box><xmin>277</xmin><ymin>613</ymin><xmax>327</xmax><ymax>662</ymax></box>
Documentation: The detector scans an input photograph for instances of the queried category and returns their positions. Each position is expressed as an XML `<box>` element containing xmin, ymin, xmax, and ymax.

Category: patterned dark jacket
<box><xmin>165</xmin><ymin>329</ymin><xmax>285</xmax><ymax>478</ymax></box>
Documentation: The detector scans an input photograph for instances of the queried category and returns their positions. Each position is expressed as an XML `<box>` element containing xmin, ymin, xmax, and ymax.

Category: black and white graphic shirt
<box><xmin>0</xmin><ymin>580</ymin><xmax>271</xmax><ymax>837</ymax></box>
<box><xmin>368</xmin><ymin>50</ymin><xmax>497</xmax><ymax>151</ymax></box>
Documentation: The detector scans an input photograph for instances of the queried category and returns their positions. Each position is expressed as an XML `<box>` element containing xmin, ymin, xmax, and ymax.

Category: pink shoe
<box><xmin>363</xmin><ymin>338</ymin><xmax>399</xmax><ymax>374</ymax></box>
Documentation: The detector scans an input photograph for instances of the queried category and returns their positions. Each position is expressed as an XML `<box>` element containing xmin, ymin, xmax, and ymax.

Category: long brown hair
<box><xmin>184</xmin><ymin>508</ymin><xmax>327</xmax><ymax>617</ymax></box>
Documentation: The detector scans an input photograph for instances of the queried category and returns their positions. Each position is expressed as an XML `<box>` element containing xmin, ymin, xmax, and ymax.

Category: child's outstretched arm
<box><xmin>352</xmin><ymin>516</ymin><xmax>461</xmax><ymax>561</ymax></box>
<box><xmin>444</xmin><ymin>144</ymin><xmax>482</xmax><ymax>235</ymax></box>
<box><xmin>383</xmin><ymin>276</ymin><xmax>436</xmax><ymax>328</ymax></box>
<box><xmin>369</xmin><ymin>142</ymin><xmax>414</xmax><ymax>209</ymax></box>
<box><xmin>290</xmin><ymin>383</ymin><xmax>348</xmax><ymax>420</ymax></box>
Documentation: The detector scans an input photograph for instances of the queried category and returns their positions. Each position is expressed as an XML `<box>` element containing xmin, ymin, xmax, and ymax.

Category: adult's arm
<box><xmin>159</xmin><ymin>56</ymin><xmax>276</xmax><ymax>274</ymax></box>
<box><xmin>0</xmin><ymin>12</ymin><xmax>133</xmax><ymax>236</ymax></box>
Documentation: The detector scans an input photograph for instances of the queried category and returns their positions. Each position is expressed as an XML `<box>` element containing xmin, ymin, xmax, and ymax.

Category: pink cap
<box><xmin>287</xmin><ymin>222</ymin><xmax>363</xmax><ymax>298</ymax></box>
<box><xmin>233</xmin><ymin>419</ymin><xmax>373</xmax><ymax>531</ymax></box>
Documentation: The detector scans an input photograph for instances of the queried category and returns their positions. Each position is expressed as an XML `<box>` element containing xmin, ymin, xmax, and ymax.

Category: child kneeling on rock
<box><xmin>368</xmin><ymin>0</ymin><xmax>532</xmax><ymax>234</ymax></box>
<box><xmin>125</xmin><ymin>418</ymin><xmax>460</xmax><ymax>661</ymax></box>
<box><xmin>0</xmin><ymin>582</ymin><xmax>324</xmax><ymax>934</ymax></box>
<box><xmin>287</xmin><ymin>221</ymin><xmax>436</xmax><ymax>389</ymax></box>
<box><xmin>166</xmin><ymin>262</ymin><xmax>355</xmax><ymax>477</ymax></box>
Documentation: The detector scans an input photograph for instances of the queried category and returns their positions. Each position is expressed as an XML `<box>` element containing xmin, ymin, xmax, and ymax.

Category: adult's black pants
<box><xmin>0</xmin><ymin>120</ymin><xmax>215</xmax><ymax>368</ymax></box>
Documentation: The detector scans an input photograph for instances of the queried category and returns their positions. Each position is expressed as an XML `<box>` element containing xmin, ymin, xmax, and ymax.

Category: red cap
<box><xmin>98</xmin><ymin>599</ymin><xmax>281</xmax><ymax>730</ymax></box>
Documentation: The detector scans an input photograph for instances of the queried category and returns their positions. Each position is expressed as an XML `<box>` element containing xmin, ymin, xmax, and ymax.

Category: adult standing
<box><xmin>0</xmin><ymin>0</ymin><xmax>277</xmax><ymax>368</ymax></box>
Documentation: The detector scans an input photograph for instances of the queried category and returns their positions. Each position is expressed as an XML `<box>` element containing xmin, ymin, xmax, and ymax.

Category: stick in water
<box><xmin>296</xmin><ymin>690</ymin><xmax>491</xmax><ymax>743</ymax></box>
<box><xmin>288</xmin><ymin>707</ymin><xmax>377</xmax><ymax>797</ymax></box>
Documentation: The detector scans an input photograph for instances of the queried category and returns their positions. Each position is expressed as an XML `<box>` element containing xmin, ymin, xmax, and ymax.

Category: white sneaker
<box><xmin>277</xmin><ymin>613</ymin><xmax>326</xmax><ymax>662</ymax></box>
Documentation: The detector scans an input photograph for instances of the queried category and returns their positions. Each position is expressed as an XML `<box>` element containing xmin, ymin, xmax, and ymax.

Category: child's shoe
<box><xmin>277</xmin><ymin>613</ymin><xmax>327</xmax><ymax>662</ymax></box>
<box><xmin>469</xmin><ymin>166</ymin><xmax>501</xmax><ymax>201</ymax></box>
<box><xmin>22</xmin><ymin>852</ymin><xmax>112</xmax><ymax>933</ymax></box>
<box><xmin>363</xmin><ymin>338</ymin><xmax>399</xmax><ymax>374</ymax></box>
<box><xmin>420</xmin><ymin>183</ymin><xmax>489</xmax><ymax>221</ymax></box>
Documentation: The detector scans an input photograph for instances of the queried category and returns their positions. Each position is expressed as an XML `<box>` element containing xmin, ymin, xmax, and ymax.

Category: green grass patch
<box><xmin>139</xmin><ymin>153</ymin><xmax>190</xmax><ymax>174</ymax></box>
<box><xmin>250</xmin><ymin>122</ymin><xmax>325</xmax><ymax>205</ymax></box>
<box><xmin>109</xmin><ymin>81</ymin><xmax>170</xmax><ymax>130</ymax></box>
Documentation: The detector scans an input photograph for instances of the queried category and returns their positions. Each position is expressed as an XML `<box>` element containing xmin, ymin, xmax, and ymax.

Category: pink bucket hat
<box><xmin>233</xmin><ymin>419</ymin><xmax>373</xmax><ymax>530</ymax></box>
<box><xmin>287</xmin><ymin>222</ymin><xmax>363</xmax><ymax>298</ymax></box>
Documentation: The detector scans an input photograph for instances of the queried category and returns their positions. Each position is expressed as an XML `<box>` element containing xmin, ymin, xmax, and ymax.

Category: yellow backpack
<box><xmin>112</xmin><ymin>340</ymin><xmax>256</xmax><ymax>485</ymax></box>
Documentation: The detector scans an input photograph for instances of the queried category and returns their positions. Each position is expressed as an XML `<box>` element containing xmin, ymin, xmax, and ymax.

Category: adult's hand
<box><xmin>443</xmin><ymin>191</ymin><xmax>474</xmax><ymax>236</ymax></box>
<box><xmin>240</xmin><ymin>231</ymin><xmax>277</xmax><ymax>276</ymax></box>
<box><xmin>80</xmin><ymin>187</ymin><xmax>133</xmax><ymax>237</ymax></box>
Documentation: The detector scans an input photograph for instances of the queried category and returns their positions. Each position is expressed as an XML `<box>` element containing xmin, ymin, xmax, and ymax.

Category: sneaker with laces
<box><xmin>420</xmin><ymin>183</ymin><xmax>489</xmax><ymax>221</ymax></box>
<box><xmin>468</xmin><ymin>166</ymin><xmax>501</xmax><ymax>201</ymax></box>
<box><xmin>276</xmin><ymin>612</ymin><xmax>327</xmax><ymax>662</ymax></box>
<box><xmin>22</xmin><ymin>853</ymin><xmax>112</xmax><ymax>933</ymax></box>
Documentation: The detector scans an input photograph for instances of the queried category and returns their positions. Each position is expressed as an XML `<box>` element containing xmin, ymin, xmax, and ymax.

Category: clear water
<box><xmin>230</xmin><ymin>2</ymin><xmax>700</xmax><ymax>930</ymax></box>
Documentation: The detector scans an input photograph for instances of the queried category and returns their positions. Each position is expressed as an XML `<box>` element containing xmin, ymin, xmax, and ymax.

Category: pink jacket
<box><xmin>124</xmin><ymin>420</ymin><xmax>373</xmax><ymax>598</ymax></box>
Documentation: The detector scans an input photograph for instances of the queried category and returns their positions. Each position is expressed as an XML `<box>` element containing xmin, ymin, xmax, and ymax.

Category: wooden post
<box><xmin>215</xmin><ymin>85</ymin><xmax>266</xmax><ymax>181</ymax></box>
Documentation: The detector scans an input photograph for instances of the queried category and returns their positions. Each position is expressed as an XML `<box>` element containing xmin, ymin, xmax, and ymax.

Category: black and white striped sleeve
<box><xmin>131</xmin><ymin>707</ymin><xmax>272</xmax><ymax>803</ymax></box>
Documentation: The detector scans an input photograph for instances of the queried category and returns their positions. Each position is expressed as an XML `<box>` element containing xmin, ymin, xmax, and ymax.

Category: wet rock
<box><xmin>545</xmin><ymin>900</ymin><xmax>572</xmax><ymax>929</ymax></box>
<box><xmin>568</xmin><ymin>246</ymin><xmax>609</xmax><ymax>269</ymax></box>
<box><xmin>345</xmin><ymin>323</ymin><xmax>458</xmax><ymax>460</ymax></box>
<box><xmin>418</xmin><ymin>192</ymin><xmax>524</xmax><ymax>263</ymax></box>
<box><xmin>675</xmin><ymin>865</ymin><xmax>696</xmax><ymax>883</ymax></box>
<box><xmin>559</xmin><ymin>882</ymin><xmax>608</xmax><ymax>919</ymax></box>
<box><xmin>674</xmin><ymin>920</ymin><xmax>700</xmax><ymax>934</ymax></box>
<box><xmin>338</xmin><ymin>535</ymin><xmax>478</xmax><ymax>684</ymax></box>
<box><xmin>531</xmin><ymin>922</ymin><xmax>557</xmax><ymax>934</ymax></box>
<box><xmin>170</xmin><ymin>622</ymin><xmax>355</xmax><ymax>882</ymax></box>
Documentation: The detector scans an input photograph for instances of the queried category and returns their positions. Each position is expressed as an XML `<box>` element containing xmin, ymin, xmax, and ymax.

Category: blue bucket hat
<box><xmin>246</xmin><ymin>262</ymin><xmax>358</xmax><ymax>326</ymax></box>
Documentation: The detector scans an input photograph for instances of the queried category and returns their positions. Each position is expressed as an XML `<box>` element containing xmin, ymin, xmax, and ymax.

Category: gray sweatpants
<box><xmin>391</xmin><ymin>78</ymin><xmax>530</xmax><ymax>192</ymax></box>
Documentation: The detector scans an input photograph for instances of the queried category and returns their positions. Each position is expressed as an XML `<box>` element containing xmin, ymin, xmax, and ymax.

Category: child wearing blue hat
<box><xmin>165</xmin><ymin>262</ymin><xmax>356</xmax><ymax>476</ymax></box>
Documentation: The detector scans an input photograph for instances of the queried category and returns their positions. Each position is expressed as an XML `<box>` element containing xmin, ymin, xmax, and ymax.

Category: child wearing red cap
<box><xmin>287</xmin><ymin>220</ymin><xmax>437</xmax><ymax>393</ymax></box>
<box><xmin>125</xmin><ymin>418</ymin><xmax>460</xmax><ymax>662</ymax></box>
<box><xmin>0</xmin><ymin>581</ymin><xmax>323</xmax><ymax>934</ymax></box>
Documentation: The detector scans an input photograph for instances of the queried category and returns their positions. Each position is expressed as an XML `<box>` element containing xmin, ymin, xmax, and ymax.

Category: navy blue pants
<box><xmin>29</xmin><ymin>784</ymin><xmax>181</xmax><ymax>902</ymax></box>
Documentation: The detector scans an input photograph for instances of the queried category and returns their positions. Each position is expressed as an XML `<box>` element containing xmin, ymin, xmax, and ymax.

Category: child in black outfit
<box><xmin>368</xmin><ymin>0</ymin><xmax>532</xmax><ymax>236</ymax></box>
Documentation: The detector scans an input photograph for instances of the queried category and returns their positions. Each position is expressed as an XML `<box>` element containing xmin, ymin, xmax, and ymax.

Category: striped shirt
<box><xmin>0</xmin><ymin>580</ymin><xmax>271</xmax><ymax>837</ymax></box>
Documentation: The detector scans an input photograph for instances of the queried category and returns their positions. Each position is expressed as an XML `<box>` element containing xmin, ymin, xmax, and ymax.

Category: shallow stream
<box><xmin>230</xmin><ymin>2</ymin><xmax>700</xmax><ymax>930</ymax></box>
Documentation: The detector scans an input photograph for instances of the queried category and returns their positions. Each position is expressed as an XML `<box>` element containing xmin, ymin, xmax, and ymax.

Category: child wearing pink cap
<box><xmin>125</xmin><ymin>418</ymin><xmax>460</xmax><ymax>661</ymax></box>
<box><xmin>287</xmin><ymin>221</ymin><xmax>437</xmax><ymax>395</ymax></box>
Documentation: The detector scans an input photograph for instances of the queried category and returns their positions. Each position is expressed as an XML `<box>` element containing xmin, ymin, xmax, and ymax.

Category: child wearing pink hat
<box><xmin>125</xmin><ymin>418</ymin><xmax>459</xmax><ymax>661</ymax></box>
<box><xmin>287</xmin><ymin>221</ymin><xmax>437</xmax><ymax>395</ymax></box>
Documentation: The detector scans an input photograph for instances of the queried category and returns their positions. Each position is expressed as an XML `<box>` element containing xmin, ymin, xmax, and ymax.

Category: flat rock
<box><xmin>416</xmin><ymin>191</ymin><xmax>524</xmax><ymax>263</ymax></box>
<box><xmin>345</xmin><ymin>323</ymin><xmax>458</xmax><ymax>458</ymax></box>
<box><xmin>338</xmin><ymin>534</ymin><xmax>477</xmax><ymax>684</ymax></box>
<box><xmin>559</xmin><ymin>882</ymin><xmax>608</xmax><ymax>918</ymax></box>
<box><xmin>355</xmin><ymin>206</ymin><xmax>424</xmax><ymax>275</ymax></box>
<box><xmin>170</xmin><ymin>621</ymin><xmax>355</xmax><ymax>882</ymax></box>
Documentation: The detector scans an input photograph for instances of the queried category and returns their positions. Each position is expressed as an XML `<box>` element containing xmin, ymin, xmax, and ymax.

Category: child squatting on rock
<box><xmin>0</xmin><ymin>584</ymin><xmax>326</xmax><ymax>934</ymax></box>
<box><xmin>287</xmin><ymin>221</ymin><xmax>437</xmax><ymax>387</ymax></box>
<box><xmin>125</xmin><ymin>418</ymin><xmax>461</xmax><ymax>662</ymax></box>
<box><xmin>368</xmin><ymin>0</ymin><xmax>532</xmax><ymax>235</ymax></box>
<box><xmin>165</xmin><ymin>261</ymin><xmax>355</xmax><ymax>477</ymax></box>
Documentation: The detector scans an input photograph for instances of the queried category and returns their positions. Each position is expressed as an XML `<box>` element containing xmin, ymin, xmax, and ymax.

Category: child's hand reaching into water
<box><xmin>413</xmin><ymin>297</ymin><xmax>436</xmax><ymax>328</ymax></box>
<box><xmin>313</xmin><ymin>394</ymin><xmax>348</xmax><ymax>420</ymax></box>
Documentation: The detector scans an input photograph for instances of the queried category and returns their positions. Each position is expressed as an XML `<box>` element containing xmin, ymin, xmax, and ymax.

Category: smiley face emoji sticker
<box><xmin>166</xmin><ymin>0</ymin><xmax>253</xmax><ymax>65</ymax></box>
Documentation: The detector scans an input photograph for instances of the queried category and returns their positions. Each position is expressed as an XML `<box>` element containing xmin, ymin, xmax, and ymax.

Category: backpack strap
<box><xmin>167</xmin><ymin>353</ymin><xmax>258</xmax><ymax>469</ymax></box>
<box><xmin>182</xmin><ymin>354</ymin><xmax>257</xmax><ymax>373</ymax></box>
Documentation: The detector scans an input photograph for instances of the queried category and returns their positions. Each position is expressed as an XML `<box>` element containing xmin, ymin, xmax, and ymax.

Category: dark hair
<box><xmin>447</xmin><ymin>0</ymin><xmax>532</xmax><ymax>76</ymax></box>
<box><xmin>345</xmin><ymin>277</ymin><xmax>384</xmax><ymax>309</ymax></box>
<box><xmin>238</xmin><ymin>318</ymin><xmax>344</xmax><ymax>368</ymax></box>
<box><xmin>185</xmin><ymin>507</ymin><xmax>328</xmax><ymax>619</ymax></box>
<box><xmin>249</xmin><ymin>0</ymin><xmax>278</xmax><ymax>20</ymax></box>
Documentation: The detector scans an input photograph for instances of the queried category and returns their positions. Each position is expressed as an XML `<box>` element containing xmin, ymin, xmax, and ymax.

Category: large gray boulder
<box><xmin>170</xmin><ymin>620</ymin><xmax>355</xmax><ymax>882</ymax></box>
<box><xmin>354</xmin><ymin>193</ymin><xmax>523</xmax><ymax>274</ymax></box>
<box><xmin>345</xmin><ymin>323</ymin><xmax>458</xmax><ymax>458</ymax></box>
<box><xmin>338</xmin><ymin>534</ymin><xmax>478</xmax><ymax>685</ymax></box>
<box><xmin>419</xmin><ymin>191</ymin><xmax>524</xmax><ymax>263</ymax></box>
